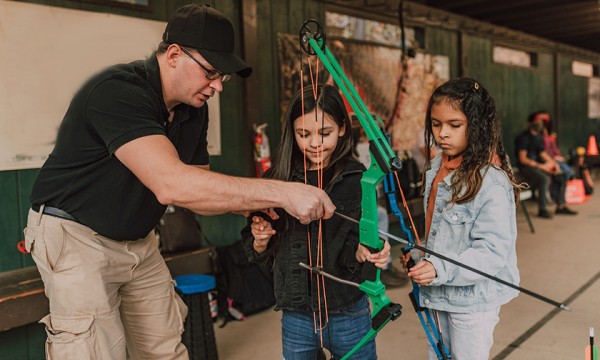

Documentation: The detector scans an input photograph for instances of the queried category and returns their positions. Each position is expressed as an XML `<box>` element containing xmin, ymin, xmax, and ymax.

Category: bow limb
<box><xmin>383</xmin><ymin>163</ymin><xmax>452</xmax><ymax>360</ymax></box>
<box><xmin>298</xmin><ymin>260</ymin><xmax>402</xmax><ymax>360</ymax></box>
<box><xmin>339</xmin><ymin>163</ymin><xmax>402</xmax><ymax>360</ymax></box>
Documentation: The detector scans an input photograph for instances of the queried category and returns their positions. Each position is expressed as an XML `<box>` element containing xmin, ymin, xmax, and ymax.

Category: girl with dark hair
<box><xmin>241</xmin><ymin>84</ymin><xmax>388</xmax><ymax>359</ymax></box>
<box><xmin>406</xmin><ymin>78</ymin><xmax>523</xmax><ymax>359</ymax></box>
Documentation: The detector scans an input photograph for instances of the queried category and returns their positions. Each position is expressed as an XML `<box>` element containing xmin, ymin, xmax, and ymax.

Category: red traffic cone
<box><xmin>587</xmin><ymin>135</ymin><xmax>599</xmax><ymax>156</ymax></box>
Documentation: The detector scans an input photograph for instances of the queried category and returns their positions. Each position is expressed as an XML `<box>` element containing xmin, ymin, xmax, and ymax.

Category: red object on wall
<box><xmin>587</xmin><ymin>135</ymin><xmax>599</xmax><ymax>156</ymax></box>
<box><xmin>253</xmin><ymin>123</ymin><xmax>271</xmax><ymax>177</ymax></box>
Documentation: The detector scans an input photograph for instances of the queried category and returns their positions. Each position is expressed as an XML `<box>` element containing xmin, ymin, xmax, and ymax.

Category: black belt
<box><xmin>32</xmin><ymin>204</ymin><xmax>79</xmax><ymax>223</ymax></box>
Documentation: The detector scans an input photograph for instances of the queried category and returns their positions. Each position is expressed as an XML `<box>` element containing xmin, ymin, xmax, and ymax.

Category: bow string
<box><xmin>382</xmin><ymin>151</ymin><xmax>451</xmax><ymax>359</ymax></box>
<box><xmin>299</xmin><ymin>19</ymin><xmax>403</xmax><ymax>360</ymax></box>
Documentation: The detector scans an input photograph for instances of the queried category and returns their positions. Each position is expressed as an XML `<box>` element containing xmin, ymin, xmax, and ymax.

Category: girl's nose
<box><xmin>439</xmin><ymin>125</ymin><xmax>449</xmax><ymax>138</ymax></box>
<box><xmin>309</xmin><ymin>135</ymin><xmax>320</xmax><ymax>148</ymax></box>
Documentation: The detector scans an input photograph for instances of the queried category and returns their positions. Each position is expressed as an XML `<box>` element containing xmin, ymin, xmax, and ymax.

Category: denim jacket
<box><xmin>241</xmin><ymin>160</ymin><xmax>366</xmax><ymax>313</ymax></box>
<box><xmin>420</xmin><ymin>154</ymin><xmax>520</xmax><ymax>312</ymax></box>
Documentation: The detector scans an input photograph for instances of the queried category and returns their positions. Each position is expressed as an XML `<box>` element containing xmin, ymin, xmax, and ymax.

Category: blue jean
<box><xmin>426</xmin><ymin>307</ymin><xmax>500</xmax><ymax>360</ymax></box>
<box><xmin>557</xmin><ymin>161</ymin><xmax>574</xmax><ymax>179</ymax></box>
<box><xmin>282</xmin><ymin>296</ymin><xmax>377</xmax><ymax>360</ymax></box>
<box><xmin>519</xmin><ymin>166</ymin><xmax>550</xmax><ymax>210</ymax></box>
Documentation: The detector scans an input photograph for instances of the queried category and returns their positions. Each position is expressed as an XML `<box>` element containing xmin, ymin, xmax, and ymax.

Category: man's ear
<box><xmin>165</xmin><ymin>44</ymin><xmax>182</xmax><ymax>68</ymax></box>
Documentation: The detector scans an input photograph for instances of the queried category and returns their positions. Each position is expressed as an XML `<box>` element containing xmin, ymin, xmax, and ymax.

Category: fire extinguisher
<box><xmin>253</xmin><ymin>123</ymin><xmax>271</xmax><ymax>177</ymax></box>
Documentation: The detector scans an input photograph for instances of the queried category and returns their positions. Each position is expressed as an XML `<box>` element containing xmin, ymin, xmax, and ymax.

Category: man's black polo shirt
<box><xmin>515</xmin><ymin>130</ymin><xmax>544</xmax><ymax>167</ymax></box>
<box><xmin>30</xmin><ymin>54</ymin><xmax>209</xmax><ymax>240</ymax></box>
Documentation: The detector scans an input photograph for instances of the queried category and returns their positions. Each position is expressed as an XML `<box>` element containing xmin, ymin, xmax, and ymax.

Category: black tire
<box><xmin>181</xmin><ymin>292</ymin><xmax>219</xmax><ymax>360</ymax></box>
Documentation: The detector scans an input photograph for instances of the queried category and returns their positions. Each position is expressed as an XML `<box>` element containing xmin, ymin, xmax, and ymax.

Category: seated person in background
<box><xmin>515</xmin><ymin>111</ymin><xmax>577</xmax><ymax>218</ymax></box>
<box><xmin>539</xmin><ymin>111</ymin><xmax>574</xmax><ymax>180</ymax></box>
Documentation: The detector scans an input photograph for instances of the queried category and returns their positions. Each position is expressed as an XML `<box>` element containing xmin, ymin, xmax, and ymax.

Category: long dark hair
<box><xmin>266</xmin><ymin>84</ymin><xmax>355</xmax><ymax>184</ymax></box>
<box><xmin>424</xmin><ymin>78</ymin><xmax>522</xmax><ymax>204</ymax></box>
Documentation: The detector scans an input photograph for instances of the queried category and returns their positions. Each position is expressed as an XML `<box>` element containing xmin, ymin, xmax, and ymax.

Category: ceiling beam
<box><xmin>320</xmin><ymin>0</ymin><xmax>600</xmax><ymax>59</ymax></box>
<box><xmin>485</xmin><ymin>3</ymin><xmax>593</xmax><ymax>24</ymax></box>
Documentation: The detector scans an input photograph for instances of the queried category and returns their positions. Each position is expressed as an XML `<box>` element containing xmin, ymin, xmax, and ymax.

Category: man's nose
<box><xmin>210</xmin><ymin>77</ymin><xmax>223</xmax><ymax>93</ymax></box>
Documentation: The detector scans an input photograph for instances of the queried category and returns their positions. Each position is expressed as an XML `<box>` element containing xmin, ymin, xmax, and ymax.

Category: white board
<box><xmin>0</xmin><ymin>1</ymin><xmax>221</xmax><ymax>170</ymax></box>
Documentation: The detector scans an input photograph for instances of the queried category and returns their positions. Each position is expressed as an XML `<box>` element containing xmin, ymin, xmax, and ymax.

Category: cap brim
<box><xmin>199</xmin><ymin>49</ymin><xmax>252</xmax><ymax>78</ymax></box>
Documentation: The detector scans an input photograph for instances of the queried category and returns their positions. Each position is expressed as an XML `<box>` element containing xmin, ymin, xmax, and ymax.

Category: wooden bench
<box><xmin>0</xmin><ymin>266</ymin><xmax>47</xmax><ymax>332</ymax></box>
<box><xmin>0</xmin><ymin>247</ymin><xmax>214</xmax><ymax>332</ymax></box>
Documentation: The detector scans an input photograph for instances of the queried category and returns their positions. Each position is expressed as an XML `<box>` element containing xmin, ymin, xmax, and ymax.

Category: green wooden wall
<box><xmin>557</xmin><ymin>54</ymin><xmax>600</xmax><ymax>152</ymax></box>
<box><xmin>254</xmin><ymin>0</ymin><xmax>324</xmax><ymax>146</ymax></box>
<box><xmin>1</xmin><ymin>1</ymin><xmax>599</xmax><ymax>357</ymax></box>
<box><xmin>424</xmin><ymin>25</ymin><xmax>459</xmax><ymax>80</ymax></box>
<box><xmin>460</xmin><ymin>34</ymin><xmax>600</xmax><ymax>162</ymax></box>
<box><xmin>462</xmin><ymin>35</ymin><xmax>556</xmax><ymax>163</ymax></box>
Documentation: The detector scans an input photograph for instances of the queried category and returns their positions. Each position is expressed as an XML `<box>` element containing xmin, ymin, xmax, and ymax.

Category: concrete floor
<box><xmin>214</xmin><ymin>190</ymin><xmax>600</xmax><ymax>359</ymax></box>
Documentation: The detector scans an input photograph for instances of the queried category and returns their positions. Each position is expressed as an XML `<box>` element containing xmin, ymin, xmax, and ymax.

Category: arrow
<box><xmin>334</xmin><ymin>211</ymin><xmax>570</xmax><ymax>311</ymax></box>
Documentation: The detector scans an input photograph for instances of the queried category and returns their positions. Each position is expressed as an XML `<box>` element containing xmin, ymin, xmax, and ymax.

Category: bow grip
<box><xmin>360</xmin><ymin>244</ymin><xmax>380</xmax><ymax>282</ymax></box>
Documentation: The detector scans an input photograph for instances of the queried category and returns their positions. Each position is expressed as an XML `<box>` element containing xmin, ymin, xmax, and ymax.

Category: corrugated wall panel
<box><xmin>557</xmin><ymin>54</ymin><xmax>600</xmax><ymax>152</ymax></box>
<box><xmin>1</xmin><ymin>1</ymin><xmax>598</xmax><ymax>356</ymax></box>
<box><xmin>462</xmin><ymin>34</ymin><xmax>556</xmax><ymax>162</ymax></box>
<box><xmin>425</xmin><ymin>26</ymin><xmax>459</xmax><ymax>80</ymax></box>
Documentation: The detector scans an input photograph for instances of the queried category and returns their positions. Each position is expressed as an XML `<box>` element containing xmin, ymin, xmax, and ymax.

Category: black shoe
<box><xmin>556</xmin><ymin>206</ymin><xmax>578</xmax><ymax>215</ymax></box>
<box><xmin>538</xmin><ymin>209</ymin><xmax>553</xmax><ymax>219</ymax></box>
<box><xmin>380</xmin><ymin>265</ymin><xmax>409</xmax><ymax>288</ymax></box>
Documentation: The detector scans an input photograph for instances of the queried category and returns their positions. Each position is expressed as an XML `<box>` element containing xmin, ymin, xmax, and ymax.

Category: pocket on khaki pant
<box><xmin>23</xmin><ymin>226</ymin><xmax>35</xmax><ymax>253</ymax></box>
<box><xmin>171</xmin><ymin>286</ymin><xmax>189</xmax><ymax>335</ymax></box>
<box><xmin>40</xmin><ymin>314</ymin><xmax>100</xmax><ymax>360</ymax></box>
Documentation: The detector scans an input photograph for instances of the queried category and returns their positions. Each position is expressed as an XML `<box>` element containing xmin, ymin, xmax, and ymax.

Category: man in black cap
<box><xmin>25</xmin><ymin>4</ymin><xmax>334</xmax><ymax>359</ymax></box>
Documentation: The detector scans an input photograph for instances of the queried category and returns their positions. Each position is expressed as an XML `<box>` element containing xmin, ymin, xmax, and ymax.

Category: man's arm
<box><xmin>517</xmin><ymin>149</ymin><xmax>538</xmax><ymax>168</ymax></box>
<box><xmin>114</xmin><ymin>135</ymin><xmax>335</xmax><ymax>223</ymax></box>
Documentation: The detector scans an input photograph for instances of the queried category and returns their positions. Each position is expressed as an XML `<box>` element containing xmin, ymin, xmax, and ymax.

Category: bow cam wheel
<box><xmin>299</xmin><ymin>19</ymin><xmax>326</xmax><ymax>55</ymax></box>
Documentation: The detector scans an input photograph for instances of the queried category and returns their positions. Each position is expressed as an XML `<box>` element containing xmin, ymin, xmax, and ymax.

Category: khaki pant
<box><xmin>25</xmin><ymin>207</ymin><xmax>189</xmax><ymax>360</ymax></box>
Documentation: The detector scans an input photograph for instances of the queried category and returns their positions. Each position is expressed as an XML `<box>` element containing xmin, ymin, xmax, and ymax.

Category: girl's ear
<box><xmin>339</xmin><ymin>123</ymin><xmax>346</xmax><ymax>137</ymax></box>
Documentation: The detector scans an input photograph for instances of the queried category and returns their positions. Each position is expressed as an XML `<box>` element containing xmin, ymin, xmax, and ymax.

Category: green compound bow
<box><xmin>298</xmin><ymin>19</ymin><xmax>403</xmax><ymax>360</ymax></box>
<box><xmin>296</xmin><ymin>19</ymin><xmax>569</xmax><ymax>360</ymax></box>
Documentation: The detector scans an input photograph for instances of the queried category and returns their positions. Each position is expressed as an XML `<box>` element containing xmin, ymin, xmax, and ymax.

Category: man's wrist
<box><xmin>254</xmin><ymin>238</ymin><xmax>270</xmax><ymax>250</ymax></box>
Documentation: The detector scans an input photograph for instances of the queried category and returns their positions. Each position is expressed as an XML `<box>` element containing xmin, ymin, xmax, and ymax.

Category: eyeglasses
<box><xmin>180</xmin><ymin>47</ymin><xmax>231</xmax><ymax>82</ymax></box>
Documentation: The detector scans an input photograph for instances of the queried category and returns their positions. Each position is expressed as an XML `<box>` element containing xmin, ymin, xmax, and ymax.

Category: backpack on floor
<box><xmin>214</xmin><ymin>240</ymin><xmax>276</xmax><ymax>327</ymax></box>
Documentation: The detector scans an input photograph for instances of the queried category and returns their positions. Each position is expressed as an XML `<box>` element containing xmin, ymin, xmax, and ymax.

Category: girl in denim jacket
<box><xmin>405</xmin><ymin>78</ymin><xmax>523</xmax><ymax>360</ymax></box>
<box><xmin>241</xmin><ymin>84</ymin><xmax>389</xmax><ymax>360</ymax></box>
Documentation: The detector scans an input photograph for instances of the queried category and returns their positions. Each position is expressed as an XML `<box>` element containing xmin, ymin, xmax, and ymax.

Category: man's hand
<box><xmin>538</xmin><ymin>161</ymin><xmax>562</xmax><ymax>175</ymax></box>
<box><xmin>282</xmin><ymin>183</ymin><xmax>335</xmax><ymax>224</ymax></box>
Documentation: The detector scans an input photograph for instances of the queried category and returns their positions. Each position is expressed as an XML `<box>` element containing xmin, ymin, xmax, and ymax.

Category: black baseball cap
<box><xmin>162</xmin><ymin>4</ymin><xmax>252</xmax><ymax>78</ymax></box>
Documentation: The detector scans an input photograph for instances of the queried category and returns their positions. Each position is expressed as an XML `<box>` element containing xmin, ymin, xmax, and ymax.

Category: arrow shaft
<box><xmin>335</xmin><ymin>211</ymin><xmax>569</xmax><ymax>310</ymax></box>
<box><xmin>299</xmin><ymin>262</ymin><xmax>360</xmax><ymax>288</ymax></box>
